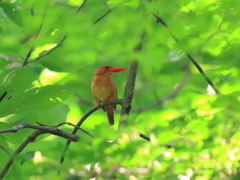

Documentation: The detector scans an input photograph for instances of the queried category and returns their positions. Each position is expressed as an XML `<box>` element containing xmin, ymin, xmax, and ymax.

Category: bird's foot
<box><xmin>96</xmin><ymin>102</ymin><xmax>101</xmax><ymax>108</ymax></box>
<box><xmin>108</xmin><ymin>99</ymin><xmax>113</xmax><ymax>104</ymax></box>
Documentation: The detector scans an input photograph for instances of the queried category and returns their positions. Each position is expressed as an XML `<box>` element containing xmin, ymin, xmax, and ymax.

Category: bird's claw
<box><xmin>108</xmin><ymin>99</ymin><xmax>113</xmax><ymax>104</ymax></box>
<box><xmin>96</xmin><ymin>102</ymin><xmax>101</xmax><ymax>108</ymax></box>
<box><xmin>96</xmin><ymin>99</ymin><xmax>113</xmax><ymax>109</ymax></box>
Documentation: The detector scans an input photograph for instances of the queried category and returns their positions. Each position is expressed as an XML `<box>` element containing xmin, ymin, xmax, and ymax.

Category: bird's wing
<box><xmin>113</xmin><ymin>81</ymin><xmax>117</xmax><ymax>111</ymax></box>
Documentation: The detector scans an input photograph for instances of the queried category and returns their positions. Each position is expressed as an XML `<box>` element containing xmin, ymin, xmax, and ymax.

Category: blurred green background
<box><xmin>0</xmin><ymin>0</ymin><xmax>239</xmax><ymax>179</ymax></box>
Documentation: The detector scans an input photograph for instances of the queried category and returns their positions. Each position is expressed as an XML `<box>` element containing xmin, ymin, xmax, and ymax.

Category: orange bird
<box><xmin>91</xmin><ymin>65</ymin><xmax>128</xmax><ymax>126</ymax></box>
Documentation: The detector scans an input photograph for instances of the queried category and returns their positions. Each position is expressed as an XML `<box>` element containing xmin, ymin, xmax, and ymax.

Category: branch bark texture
<box><xmin>0</xmin><ymin>122</ymin><xmax>81</xmax><ymax>179</ymax></box>
<box><xmin>119</xmin><ymin>32</ymin><xmax>145</xmax><ymax>129</ymax></box>
<box><xmin>0</xmin><ymin>123</ymin><xmax>79</xmax><ymax>142</ymax></box>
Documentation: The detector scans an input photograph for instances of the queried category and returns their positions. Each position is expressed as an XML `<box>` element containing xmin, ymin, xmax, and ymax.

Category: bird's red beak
<box><xmin>109</xmin><ymin>67</ymin><xmax>128</xmax><ymax>72</ymax></box>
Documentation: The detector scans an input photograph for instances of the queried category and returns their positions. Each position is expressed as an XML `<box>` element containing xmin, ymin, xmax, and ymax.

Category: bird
<box><xmin>91</xmin><ymin>65</ymin><xmax>128</xmax><ymax>126</ymax></box>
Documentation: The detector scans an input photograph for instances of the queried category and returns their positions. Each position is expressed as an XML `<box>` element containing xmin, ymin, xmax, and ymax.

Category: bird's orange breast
<box><xmin>91</xmin><ymin>75</ymin><xmax>117</xmax><ymax>103</ymax></box>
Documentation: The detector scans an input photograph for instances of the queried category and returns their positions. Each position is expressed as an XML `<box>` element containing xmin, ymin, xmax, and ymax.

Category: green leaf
<box><xmin>36</xmin><ymin>103</ymin><xmax>70</xmax><ymax>125</ymax></box>
<box><xmin>0</xmin><ymin>85</ymin><xmax>73</xmax><ymax>117</ymax></box>
<box><xmin>0</xmin><ymin>121</ymin><xmax>14</xmax><ymax>130</ymax></box>
<box><xmin>0</xmin><ymin>68</ymin><xmax>38</xmax><ymax>93</ymax></box>
<box><xmin>0</xmin><ymin>1</ymin><xmax>23</xmax><ymax>27</ymax></box>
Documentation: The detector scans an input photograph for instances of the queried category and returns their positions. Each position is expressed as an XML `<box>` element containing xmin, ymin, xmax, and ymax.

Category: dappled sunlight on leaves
<box><xmin>38</xmin><ymin>69</ymin><xmax>69</xmax><ymax>86</ymax></box>
<box><xmin>0</xmin><ymin>0</ymin><xmax>240</xmax><ymax>179</ymax></box>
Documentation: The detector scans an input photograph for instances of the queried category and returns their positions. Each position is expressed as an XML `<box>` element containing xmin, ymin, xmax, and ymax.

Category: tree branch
<box><xmin>0</xmin><ymin>145</ymin><xmax>10</xmax><ymax>155</ymax></box>
<box><xmin>153</xmin><ymin>13</ymin><xmax>220</xmax><ymax>95</ymax></box>
<box><xmin>75</xmin><ymin>0</ymin><xmax>87</xmax><ymax>15</ymax></box>
<box><xmin>55</xmin><ymin>122</ymin><xmax>93</xmax><ymax>138</ymax></box>
<box><xmin>186</xmin><ymin>54</ymin><xmax>220</xmax><ymax>94</ymax></box>
<box><xmin>58</xmin><ymin>99</ymin><xmax>122</xmax><ymax>174</ymax></box>
<box><xmin>119</xmin><ymin>32</ymin><xmax>145</xmax><ymax>129</ymax></box>
<box><xmin>23</xmin><ymin>35</ymin><xmax>67</xmax><ymax>66</ymax></box>
<box><xmin>138</xmin><ymin>132</ymin><xmax>174</xmax><ymax>148</ymax></box>
<box><xmin>131</xmin><ymin>62</ymin><xmax>189</xmax><ymax>113</ymax></box>
<box><xmin>0</xmin><ymin>130</ymin><xmax>42</xmax><ymax>179</ymax></box>
<box><xmin>22</xmin><ymin>0</ymin><xmax>88</xmax><ymax>67</ymax></box>
<box><xmin>22</xmin><ymin>13</ymin><xmax>46</xmax><ymax>67</ymax></box>
<box><xmin>138</xmin><ymin>132</ymin><xmax>150</xmax><ymax>141</ymax></box>
<box><xmin>0</xmin><ymin>120</ymin><xmax>86</xmax><ymax>179</ymax></box>
<box><xmin>92</xmin><ymin>2</ymin><xmax>112</xmax><ymax>24</ymax></box>
<box><xmin>0</xmin><ymin>92</ymin><xmax>7</xmax><ymax>102</ymax></box>
<box><xmin>0</xmin><ymin>122</ymin><xmax>79</xmax><ymax>142</ymax></box>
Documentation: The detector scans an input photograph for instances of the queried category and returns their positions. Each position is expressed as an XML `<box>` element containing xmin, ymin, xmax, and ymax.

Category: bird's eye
<box><xmin>104</xmin><ymin>66</ymin><xmax>109</xmax><ymax>69</ymax></box>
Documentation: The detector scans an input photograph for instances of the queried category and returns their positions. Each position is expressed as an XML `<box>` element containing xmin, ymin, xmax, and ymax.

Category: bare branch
<box><xmin>0</xmin><ymin>145</ymin><xmax>10</xmax><ymax>155</ymax></box>
<box><xmin>58</xmin><ymin>99</ymin><xmax>122</xmax><ymax>174</ymax></box>
<box><xmin>75</xmin><ymin>0</ymin><xmax>87</xmax><ymax>15</ymax></box>
<box><xmin>0</xmin><ymin>130</ymin><xmax>42</xmax><ymax>179</ymax></box>
<box><xmin>153</xmin><ymin>13</ymin><xmax>220</xmax><ymax>95</ymax></box>
<box><xmin>186</xmin><ymin>54</ymin><xmax>220</xmax><ymax>94</ymax></box>
<box><xmin>153</xmin><ymin>13</ymin><xmax>168</xmax><ymax>27</ymax></box>
<box><xmin>36</xmin><ymin>121</ymin><xmax>92</xmax><ymax>137</ymax></box>
<box><xmin>24</xmin><ymin>35</ymin><xmax>66</xmax><ymax>66</ymax></box>
<box><xmin>138</xmin><ymin>132</ymin><xmax>150</xmax><ymax>141</ymax></box>
<box><xmin>131</xmin><ymin>62</ymin><xmax>190</xmax><ymax>113</ymax></box>
<box><xmin>0</xmin><ymin>92</ymin><xmax>7</xmax><ymax>102</ymax></box>
<box><xmin>22</xmin><ymin>13</ymin><xmax>46</xmax><ymax>67</ymax></box>
<box><xmin>55</xmin><ymin>122</ymin><xmax>93</xmax><ymax>138</ymax></box>
<box><xmin>23</xmin><ymin>0</ymin><xmax>88</xmax><ymax>67</ymax></box>
<box><xmin>0</xmin><ymin>120</ymin><xmax>85</xmax><ymax>179</ymax></box>
<box><xmin>138</xmin><ymin>132</ymin><xmax>174</xmax><ymax>149</ymax></box>
<box><xmin>0</xmin><ymin>123</ymin><xmax>79</xmax><ymax>142</ymax></box>
<box><xmin>92</xmin><ymin>2</ymin><xmax>112</xmax><ymax>24</ymax></box>
<box><xmin>119</xmin><ymin>32</ymin><xmax>145</xmax><ymax>129</ymax></box>
<box><xmin>22</xmin><ymin>47</ymin><xmax>34</xmax><ymax>67</ymax></box>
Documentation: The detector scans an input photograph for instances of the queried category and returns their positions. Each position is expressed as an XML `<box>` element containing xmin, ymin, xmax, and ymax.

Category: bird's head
<box><xmin>94</xmin><ymin>65</ymin><xmax>128</xmax><ymax>76</ymax></box>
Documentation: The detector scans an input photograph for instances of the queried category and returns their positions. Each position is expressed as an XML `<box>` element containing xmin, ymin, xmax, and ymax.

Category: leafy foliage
<box><xmin>0</xmin><ymin>0</ymin><xmax>240</xmax><ymax>180</ymax></box>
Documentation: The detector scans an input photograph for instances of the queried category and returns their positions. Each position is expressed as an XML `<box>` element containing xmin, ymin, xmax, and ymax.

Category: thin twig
<box><xmin>22</xmin><ymin>47</ymin><xmax>35</xmax><ymax>67</ymax></box>
<box><xmin>92</xmin><ymin>2</ymin><xmax>112</xmax><ymax>24</ymax></box>
<box><xmin>138</xmin><ymin>133</ymin><xmax>174</xmax><ymax>149</ymax></box>
<box><xmin>131</xmin><ymin>62</ymin><xmax>189</xmax><ymax>113</ymax></box>
<box><xmin>25</xmin><ymin>35</ymin><xmax>66</xmax><ymax>65</ymax></box>
<box><xmin>22</xmin><ymin>13</ymin><xmax>46</xmax><ymax>67</ymax></box>
<box><xmin>0</xmin><ymin>145</ymin><xmax>10</xmax><ymax>155</ymax></box>
<box><xmin>23</xmin><ymin>0</ymin><xmax>88</xmax><ymax>67</ymax></box>
<box><xmin>75</xmin><ymin>0</ymin><xmax>87</xmax><ymax>15</ymax></box>
<box><xmin>153</xmin><ymin>13</ymin><xmax>220</xmax><ymax>95</ymax></box>
<box><xmin>0</xmin><ymin>92</ymin><xmax>7</xmax><ymax>102</ymax></box>
<box><xmin>0</xmin><ymin>121</ymin><xmax>83</xmax><ymax>179</ymax></box>
<box><xmin>186</xmin><ymin>54</ymin><xmax>220</xmax><ymax>94</ymax></box>
<box><xmin>153</xmin><ymin>13</ymin><xmax>168</xmax><ymax>27</ymax></box>
<box><xmin>36</xmin><ymin>121</ymin><xmax>93</xmax><ymax>137</ymax></box>
<box><xmin>139</xmin><ymin>132</ymin><xmax>150</xmax><ymax>141</ymax></box>
<box><xmin>58</xmin><ymin>99</ymin><xmax>122</xmax><ymax>174</ymax></box>
<box><xmin>0</xmin><ymin>123</ymin><xmax>79</xmax><ymax>142</ymax></box>
<box><xmin>119</xmin><ymin>32</ymin><xmax>145</xmax><ymax>129</ymax></box>
<box><xmin>55</xmin><ymin>122</ymin><xmax>93</xmax><ymax>138</ymax></box>
<box><xmin>0</xmin><ymin>130</ymin><xmax>42</xmax><ymax>179</ymax></box>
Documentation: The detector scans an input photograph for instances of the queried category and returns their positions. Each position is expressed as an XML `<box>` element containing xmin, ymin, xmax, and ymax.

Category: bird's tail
<box><xmin>105</xmin><ymin>106</ymin><xmax>114</xmax><ymax>126</ymax></box>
